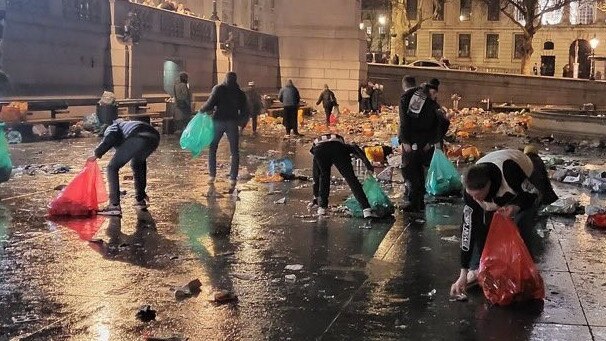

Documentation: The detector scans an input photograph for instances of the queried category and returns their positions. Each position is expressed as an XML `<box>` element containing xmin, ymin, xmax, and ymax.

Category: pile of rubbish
<box><xmin>548</xmin><ymin>162</ymin><xmax>606</xmax><ymax>193</ymax></box>
<box><xmin>14</xmin><ymin>164</ymin><xmax>71</xmax><ymax>176</ymax></box>
<box><xmin>447</xmin><ymin>108</ymin><xmax>531</xmax><ymax>140</ymax></box>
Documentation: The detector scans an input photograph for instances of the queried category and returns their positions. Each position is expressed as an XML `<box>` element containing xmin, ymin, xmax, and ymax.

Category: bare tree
<box><xmin>496</xmin><ymin>0</ymin><xmax>582</xmax><ymax>74</ymax></box>
<box><xmin>390</xmin><ymin>0</ymin><xmax>441</xmax><ymax>60</ymax></box>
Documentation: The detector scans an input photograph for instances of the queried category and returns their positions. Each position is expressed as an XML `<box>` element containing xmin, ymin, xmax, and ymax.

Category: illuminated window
<box><xmin>460</xmin><ymin>0</ymin><xmax>471</xmax><ymax>20</ymax></box>
<box><xmin>406</xmin><ymin>34</ymin><xmax>417</xmax><ymax>57</ymax></box>
<box><xmin>570</xmin><ymin>2</ymin><xmax>595</xmax><ymax>24</ymax></box>
<box><xmin>458</xmin><ymin>34</ymin><xmax>471</xmax><ymax>58</ymax></box>
<box><xmin>486</xmin><ymin>34</ymin><xmax>499</xmax><ymax>59</ymax></box>
<box><xmin>434</xmin><ymin>0</ymin><xmax>445</xmax><ymax>21</ymax></box>
<box><xmin>487</xmin><ymin>0</ymin><xmax>500</xmax><ymax>21</ymax></box>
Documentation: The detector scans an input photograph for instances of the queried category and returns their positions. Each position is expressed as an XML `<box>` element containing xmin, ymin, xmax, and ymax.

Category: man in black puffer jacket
<box><xmin>89</xmin><ymin>120</ymin><xmax>160</xmax><ymax>216</ymax></box>
<box><xmin>199</xmin><ymin>72</ymin><xmax>248</xmax><ymax>190</ymax></box>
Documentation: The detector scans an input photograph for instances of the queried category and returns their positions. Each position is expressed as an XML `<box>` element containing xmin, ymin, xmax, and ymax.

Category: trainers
<box><xmin>134</xmin><ymin>199</ymin><xmax>148</xmax><ymax>210</ymax></box>
<box><xmin>98</xmin><ymin>204</ymin><xmax>122</xmax><ymax>216</ymax></box>
<box><xmin>317</xmin><ymin>207</ymin><xmax>327</xmax><ymax>216</ymax></box>
<box><xmin>307</xmin><ymin>198</ymin><xmax>319</xmax><ymax>210</ymax></box>
<box><xmin>363</xmin><ymin>208</ymin><xmax>379</xmax><ymax>218</ymax></box>
<box><xmin>207</xmin><ymin>177</ymin><xmax>215</xmax><ymax>185</ymax></box>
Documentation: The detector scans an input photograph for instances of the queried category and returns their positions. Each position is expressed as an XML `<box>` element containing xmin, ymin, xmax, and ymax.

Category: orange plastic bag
<box><xmin>478</xmin><ymin>214</ymin><xmax>545</xmax><ymax>305</ymax></box>
<box><xmin>48</xmin><ymin>160</ymin><xmax>108</xmax><ymax>217</ymax></box>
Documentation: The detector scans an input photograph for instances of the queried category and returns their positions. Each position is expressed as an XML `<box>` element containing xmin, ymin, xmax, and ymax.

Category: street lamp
<box><xmin>590</xmin><ymin>34</ymin><xmax>599</xmax><ymax>80</ymax></box>
<box><xmin>359</xmin><ymin>22</ymin><xmax>365</xmax><ymax>30</ymax></box>
<box><xmin>378</xmin><ymin>15</ymin><xmax>387</xmax><ymax>26</ymax></box>
<box><xmin>378</xmin><ymin>15</ymin><xmax>387</xmax><ymax>54</ymax></box>
<box><xmin>210</xmin><ymin>0</ymin><xmax>219</xmax><ymax>21</ymax></box>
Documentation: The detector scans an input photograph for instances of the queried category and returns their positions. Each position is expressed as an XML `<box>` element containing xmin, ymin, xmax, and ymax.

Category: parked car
<box><xmin>407</xmin><ymin>60</ymin><xmax>450</xmax><ymax>69</ymax></box>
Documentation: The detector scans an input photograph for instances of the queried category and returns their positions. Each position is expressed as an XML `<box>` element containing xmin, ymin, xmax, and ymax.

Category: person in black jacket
<box><xmin>278</xmin><ymin>80</ymin><xmax>302</xmax><ymax>137</ymax></box>
<box><xmin>450</xmin><ymin>149</ymin><xmax>541</xmax><ymax>297</ymax></box>
<box><xmin>524</xmin><ymin>145</ymin><xmax>558</xmax><ymax>206</ymax></box>
<box><xmin>316</xmin><ymin>84</ymin><xmax>337</xmax><ymax>126</ymax></box>
<box><xmin>88</xmin><ymin>120</ymin><xmax>160</xmax><ymax>216</ymax></box>
<box><xmin>398</xmin><ymin>78</ymin><xmax>442</xmax><ymax>212</ymax></box>
<box><xmin>199</xmin><ymin>72</ymin><xmax>248</xmax><ymax>190</ymax></box>
<box><xmin>173</xmin><ymin>72</ymin><xmax>192</xmax><ymax>133</ymax></box>
<box><xmin>309</xmin><ymin>134</ymin><xmax>378</xmax><ymax>218</ymax></box>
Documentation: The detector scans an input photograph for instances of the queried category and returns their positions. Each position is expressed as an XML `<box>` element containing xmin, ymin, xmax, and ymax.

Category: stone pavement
<box><xmin>1</xmin><ymin>135</ymin><xmax>605</xmax><ymax>340</ymax></box>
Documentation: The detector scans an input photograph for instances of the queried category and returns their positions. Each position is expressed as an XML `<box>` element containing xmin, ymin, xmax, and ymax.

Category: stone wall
<box><xmin>2</xmin><ymin>0</ymin><xmax>111</xmax><ymax>96</ymax></box>
<box><xmin>110</xmin><ymin>0</ymin><xmax>217</xmax><ymax>98</ymax></box>
<box><xmin>369</xmin><ymin>64</ymin><xmax>606</xmax><ymax>108</ymax></box>
<box><xmin>217</xmin><ymin>23</ymin><xmax>280</xmax><ymax>92</ymax></box>
<box><xmin>275</xmin><ymin>0</ymin><xmax>366</xmax><ymax>108</ymax></box>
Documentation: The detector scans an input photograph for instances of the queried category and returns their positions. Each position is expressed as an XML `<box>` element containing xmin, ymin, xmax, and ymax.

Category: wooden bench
<box><xmin>115</xmin><ymin>99</ymin><xmax>160</xmax><ymax>123</ymax></box>
<box><xmin>0</xmin><ymin>100</ymin><xmax>79</xmax><ymax>139</ymax></box>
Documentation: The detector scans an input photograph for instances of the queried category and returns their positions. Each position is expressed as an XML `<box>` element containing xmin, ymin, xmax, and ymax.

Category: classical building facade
<box><xmin>362</xmin><ymin>0</ymin><xmax>606</xmax><ymax>78</ymax></box>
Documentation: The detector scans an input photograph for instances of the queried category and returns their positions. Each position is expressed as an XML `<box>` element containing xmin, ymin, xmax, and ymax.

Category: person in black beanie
<box><xmin>399</xmin><ymin>78</ymin><xmax>443</xmax><ymax>213</ymax></box>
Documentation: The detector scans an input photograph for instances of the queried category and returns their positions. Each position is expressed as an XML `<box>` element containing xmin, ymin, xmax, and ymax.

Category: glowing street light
<box><xmin>378</xmin><ymin>15</ymin><xmax>387</xmax><ymax>26</ymax></box>
<box><xmin>590</xmin><ymin>35</ymin><xmax>599</xmax><ymax>50</ymax></box>
<box><xmin>359</xmin><ymin>22</ymin><xmax>365</xmax><ymax>30</ymax></box>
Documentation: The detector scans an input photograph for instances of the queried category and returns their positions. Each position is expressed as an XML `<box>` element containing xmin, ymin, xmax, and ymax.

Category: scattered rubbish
<box><xmin>273</xmin><ymin>197</ymin><xmax>286</xmax><ymax>204</ymax></box>
<box><xmin>422</xmin><ymin>289</ymin><xmax>437</xmax><ymax>300</ymax></box>
<box><xmin>210</xmin><ymin>290</ymin><xmax>238</xmax><ymax>304</ymax></box>
<box><xmin>415</xmin><ymin>219</ymin><xmax>426</xmax><ymax>224</ymax></box>
<box><xmin>32</xmin><ymin>124</ymin><xmax>49</xmax><ymax>137</ymax></box>
<box><xmin>233</xmin><ymin>273</ymin><xmax>255</xmax><ymax>281</ymax></box>
<box><xmin>285</xmin><ymin>274</ymin><xmax>297</xmax><ymax>282</ymax></box>
<box><xmin>449</xmin><ymin>294</ymin><xmax>468</xmax><ymax>302</ymax></box>
<box><xmin>11</xmin><ymin>314</ymin><xmax>39</xmax><ymax>324</ymax></box>
<box><xmin>441</xmin><ymin>235</ymin><xmax>460</xmax><ymax>243</ymax></box>
<box><xmin>174</xmin><ymin>279</ymin><xmax>202</xmax><ymax>300</ymax></box>
<box><xmin>358</xmin><ymin>222</ymin><xmax>372</xmax><ymax>229</ymax></box>
<box><xmin>541</xmin><ymin>197</ymin><xmax>582</xmax><ymax>216</ymax></box>
<box><xmin>136</xmin><ymin>305</ymin><xmax>157</xmax><ymax>322</ymax></box>
<box><xmin>376</xmin><ymin>167</ymin><xmax>393</xmax><ymax>182</ymax></box>
<box><xmin>395</xmin><ymin>325</ymin><xmax>408</xmax><ymax>330</ymax></box>
<box><xmin>435</xmin><ymin>224</ymin><xmax>458</xmax><ymax>232</ymax></box>
<box><xmin>7</xmin><ymin>130</ymin><xmax>22</xmax><ymax>144</ymax></box>
<box><xmin>215</xmin><ymin>251</ymin><xmax>235</xmax><ymax>257</ymax></box>
<box><xmin>285</xmin><ymin>264</ymin><xmax>303</xmax><ymax>271</ymax></box>
<box><xmin>16</xmin><ymin>164</ymin><xmax>71</xmax><ymax>176</ymax></box>
<box><xmin>421</xmin><ymin>247</ymin><xmax>432</xmax><ymax>251</ymax></box>
<box><xmin>562</xmin><ymin>174</ymin><xmax>582</xmax><ymax>184</ymax></box>
<box><xmin>587</xmin><ymin>213</ymin><xmax>606</xmax><ymax>229</ymax></box>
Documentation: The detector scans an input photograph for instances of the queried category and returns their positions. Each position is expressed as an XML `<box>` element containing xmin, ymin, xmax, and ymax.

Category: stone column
<box><xmin>275</xmin><ymin>0</ymin><xmax>366</xmax><ymax>109</ymax></box>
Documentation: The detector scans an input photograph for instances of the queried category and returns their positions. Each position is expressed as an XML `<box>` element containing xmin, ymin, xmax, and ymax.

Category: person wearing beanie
<box><xmin>242</xmin><ymin>81</ymin><xmax>264</xmax><ymax>135</ymax></box>
<box><xmin>398</xmin><ymin>77</ymin><xmax>443</xmax><ymax>213</ymax></box>
<box><xmin>199</xmin><ymin>72</ymin><xmax>249</xmax><ymax>191</ymax></box>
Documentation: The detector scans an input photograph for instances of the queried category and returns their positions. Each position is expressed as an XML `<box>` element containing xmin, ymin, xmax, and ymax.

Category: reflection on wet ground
<box><xmin>1</xmin><ymin>135</ymin><xmax>606</xmax><ymax>340</ymax></box>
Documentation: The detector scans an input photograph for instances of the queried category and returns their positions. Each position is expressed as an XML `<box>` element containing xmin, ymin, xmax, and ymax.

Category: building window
<box><xmin>514</xmin><ymin>34</ymin><xmax>524</xmax><ymax>59</ymax></box>
<box><xmin>539</xmin><ymin>0</ymin><xmax>562</xmax><ymax>25</ymax></box>
<box><xmin>405</xmin><ymin>33</ymin><xmax>417</xmax><ymax>57</ymax></box>
<box><xmin>487</xmin><ymin>0</ymin><xmax>499</xmax><ymax>21</ymax></box>
<box><xmin>432</xmin><ymin>33</ymin><xmax>444</xmax><ymax>59</ymax></box>
<box><xmin>460</xmin><ymin>0</ymin><xmax>471</xmax><ymax>21</ymax></box>
<box><xmin>434</xmin><ymin>0</ymin><xmax>445</xmax><ymax>21</ymax></box>
<box><xmin>486</xmin><ymin>34</ymin><xmax>499</xmax><ymax>59</ymax></box>
<box><xmin>458</xmin><ymin>34</ymin><xmax>471</xmax><ymax>58</ymax></box>
<box><xmin>366</xmin><ymin>26</ymin><xmax>372</xmax><ymax>35</ymax></box>
<box><xmin>407</xmin><ymin>0</ymin><xmax>418</xmax><ymax>19</ymax></box>
<box><xmin>570</xmin><ymin>2</ymin><xmax>594</xmax><ymax>24</ymax></box>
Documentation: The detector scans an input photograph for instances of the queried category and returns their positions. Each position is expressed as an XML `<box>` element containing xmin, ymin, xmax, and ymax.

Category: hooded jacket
<box><xmin>199</xmin><ymin>72</ymin><xmax>248</xmax><ymax>122</ymax></box>
<box><xmin>398</xmin><ymin>85</ymin><xmax>441</xmax><ymax>146</ymax></box>
<box><xmin>316</xmin><ymin>89</ymin><xmax>337</xmax><ymax>108</ymax></box>
<box><xmin>278</xmin><ymin>80</ymin><xmax>301</xmax><ymax>107</ymax></box>
<box><xmin>94</xmin><ymin>120</ymin><xmax>159</xmax><ymax>158</ymax></box>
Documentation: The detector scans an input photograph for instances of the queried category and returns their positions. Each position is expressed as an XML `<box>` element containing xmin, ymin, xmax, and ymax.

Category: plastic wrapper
<box><xmin>478</xmin><ymin>214</ymin><xmax>545</xmax><ymax>305</ymax></box>
<box><xmin>48</xmin><ymin>160</ymin><xmax>108</xmax><ymax>217</ymax></box>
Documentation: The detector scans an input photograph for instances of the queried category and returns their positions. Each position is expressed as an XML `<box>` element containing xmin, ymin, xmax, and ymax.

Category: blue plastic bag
<box><xmin>425</xmin><ymin>149</ymin><xmax>462</xmax><ymax>196</ymax></box>
<box><xmin>268</xmin><ymin>158</ymin><xmax>294</xmax><ymax>176</ymax></box>
<box><xmin>0</xmin><ymin>123</ymin><xmax>12</xmax><ymax>183</ymax></box>
<box><xmin>180</xmin><ymin>112</ymin><xmax>214</xmax><ymax>158</ymax></box>
<box><xmin>345</xmin><ymin>176</ymin><xmax>395</xmax><ymax>218</ymax></box>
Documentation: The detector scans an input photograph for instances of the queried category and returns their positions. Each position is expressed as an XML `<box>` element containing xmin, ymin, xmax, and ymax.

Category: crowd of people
<box><xmin>87</xmin><ymin>69</ymin><xmax>557</xmax><ymax>302</ymax></box>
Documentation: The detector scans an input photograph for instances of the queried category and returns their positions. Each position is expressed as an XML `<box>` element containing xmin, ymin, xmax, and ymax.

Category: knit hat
<box><xmin>427</xmin><ymin>78</ymin><xmax>440</xmax><ymax>90</ymax></box>
<box><xmin>524</xmin><ymin>145</ymin><xmax>539</xmax><ymax>155</ymax></box>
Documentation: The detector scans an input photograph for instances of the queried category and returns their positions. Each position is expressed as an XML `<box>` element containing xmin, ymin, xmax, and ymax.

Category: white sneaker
<box><xmin>207</xmin><ymin>177</ymin><xmax>215</xmax><ymax>185</ymax></box>
<box><xmin>317</xmin><ymin>207</ymin><xmax>327</xmax><ymax>216</ymax></box>
<box><xmin>98</xmin><ymin>204</ymin><xmax>122</xmax><ymax>216</ymax></box>
<box><xmin>363</xmin><ymin>208</ymin><xmax>379</xmax><ymax>218</ymax></box>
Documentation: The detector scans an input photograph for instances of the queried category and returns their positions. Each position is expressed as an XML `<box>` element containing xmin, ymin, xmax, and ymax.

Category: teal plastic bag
<box><xmin>180</xmin><ymin>112</ymin><xmax>215</xmax><ymax>158</ymax></box>
<box><xmin>345</xmin><ymin>176</ymin><xmax>395</xmax><ymax>218</ymax></box>
<box><xmin>425</xmin><ymin>148</ymin><xmax>462</xmax><ymax>196</ymax></box>
<box><xmin>0</xmin><ymin>124</ymin><xmax>12</xmax><ymax>183</ymax></box>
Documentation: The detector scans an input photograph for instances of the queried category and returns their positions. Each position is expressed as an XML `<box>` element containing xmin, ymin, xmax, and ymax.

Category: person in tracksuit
<box><xmin>309</xmin><ymin>134</ymin><xmax>378</xmax><ymax>218</ymax></box>
<box><xmin>89</xmin><ymin>120</ymin><xmax>160</xmax><ymax>216</ymax></box>
<box><xmin>450</xmin><ymin>149</ymin><xmax>546</xmax><ymax>297</ymax></box>
<box><xmin>399</xmin><ymin>78</ymin><xmax>442</xmax><ymax>213</ymax></box>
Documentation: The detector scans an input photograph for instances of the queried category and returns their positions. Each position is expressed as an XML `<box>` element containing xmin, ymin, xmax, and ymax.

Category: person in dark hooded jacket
<box><xmin>316</xmin><ymin>84</ymin><xmax>337</xmax><ymax>126</ymax></box>
<box><xmin>199</xmin><ymin>72</ymin><xmax>248</xmax><ymax>190</ymax></box>
<box><xmin>173</xmin><ymin>72</ymin><xmax>192</xmax><ymax>133</ymax></box>
<box><xmin>278</xmin><ymin>79</ymin><xmax>302</xmax><ymax>137</ymax></box>
<box><xmin>88</xmin><ymin>120</ymin><xmax>160</xmax><ymax>216</ymax></box>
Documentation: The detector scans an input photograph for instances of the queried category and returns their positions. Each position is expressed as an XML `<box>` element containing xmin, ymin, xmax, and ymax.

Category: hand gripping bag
<box><xmin>345</xmin><ymin>176</ymin><xmax>395</xmax><ymax>218</ymax></box>
<box><xmin>478</xmin><ymin>214</ymin><xmax>545</xmax><ymax>305</ymax></box>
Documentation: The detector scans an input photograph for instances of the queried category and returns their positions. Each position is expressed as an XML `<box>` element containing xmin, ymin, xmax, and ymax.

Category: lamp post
<box><xmin>210</xmin><ymin>0</ymin><xmax>219</xmax><ymax>21</ymax></box>
<box><xmin>378</xmin><ymin>15</ymin><xmax>387</xmax><ymax>54</ymax></box>
<box><xmin>590</xmin><ymin>34</ymin><xmax>599</xmax><ymax>80</ymax></box>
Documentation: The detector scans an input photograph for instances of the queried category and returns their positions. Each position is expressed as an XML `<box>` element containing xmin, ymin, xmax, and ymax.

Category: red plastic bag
<box><xmin>329</xmin><ymin>113</ymin><xmax>338</xmax><ymax>125</ymax></box>
<box><xmin>48</xmin><ymin>160</ymin><xmax>108</xmax><ymax>217</ymax></box>
<box><xmin>478</xmin><ymin>214</ymin><xmax>545</xmax><ymax>305</ymax></box>
<box><xmin>587</xmin><ymin>213</ymin><xmax>606</xmax><ymax>229</ymax></box>
<box><xmin>50</xmin><ymin>216</ymin><xmax>106</xmax><ymax>241</ymax></box>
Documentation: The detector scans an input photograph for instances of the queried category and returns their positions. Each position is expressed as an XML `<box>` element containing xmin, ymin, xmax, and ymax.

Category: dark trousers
<box><xmin>241</xmin><ymin>113</ymin><xmax>258</xmax><ymax>133</ymax></box>
<box><xmin>402</xmin><ymin>147</ymin><xmax>433</xmax><ymax>208</ymax></box>
<box><xmin>324</xmin><ymin>105</ymin><xmax>333</xmax><ymax>125</ymax></box>
<box><xmin>312</xmin><ymin>142</ymin><xmax>370</xmax><ymax>209</ymax></box>
<box><xmin>209</xmin><ymin>120</ymin><xmax>240</xmax><ymax>181</ymax></box>
<box><xmin>283</xmin><ymin>106</ymin><xmax>299</xmax><ymax>134</ymax></box>
<box><xmin>361</xmin><ymin>98</ymin><xmax>371</xmax><ymax>112</ymax></box>
<box><xmin>107</xmin><ymin>135</ymin><xmax>160</xmax><ymax>205</ymax></box>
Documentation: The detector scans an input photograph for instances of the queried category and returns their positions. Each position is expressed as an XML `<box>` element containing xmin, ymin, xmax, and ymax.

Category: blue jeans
<box><xmin>208</xmin><ymin>120</ymin><xmax>240</xmax><ymax>181</ymax></box>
